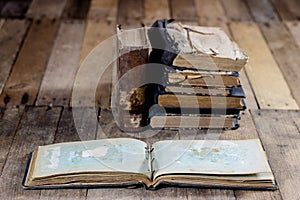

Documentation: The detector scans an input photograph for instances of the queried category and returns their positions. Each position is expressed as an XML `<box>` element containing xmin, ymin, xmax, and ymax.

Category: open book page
<box><xmin>152</xmin><ymin>139</ymin><xmax>272</xmax><ymax>179</ymax></box>
<box><xmin>32</xmin><ymin>138</ymin><xmax>149</xmax><ymax>179</ymax></box>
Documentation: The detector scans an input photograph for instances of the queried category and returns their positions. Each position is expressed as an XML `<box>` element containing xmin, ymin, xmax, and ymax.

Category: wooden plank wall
<box><xmin>0</xmin><ymin>0</ymin><xmax>300</xmax><ymax>199</ymax></box>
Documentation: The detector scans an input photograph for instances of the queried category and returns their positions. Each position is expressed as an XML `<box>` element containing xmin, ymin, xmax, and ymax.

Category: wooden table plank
<box><xmin>26</xmin><ymin>0</ymin><xmax>67</xmax><ymax>19</ymax></box>
<box><xmin>0</xmin><ymin>106</ymin><xmax>62</xmax><ymax>200</ymax></box>
<box><xmin>75</xmin><ymin>0</ymin><xmax>118</xmax><ymax>109</ymax></box>
<box><xmin>0</xmin><ymin>106</ymin><xmax>24</xmax><ymax>175</ymax></box>
<box><xmin>170</xmin><ymin>0</ymin><xmax>198</xmax><ymax>22</ymax></box>
<box><xmin>194</xmin><ymin>0</ymin><xmax>258</xmax><ymax>110</ymax></box>
<box><xmin>270</xmin><ymin>0</ymin><xmax>300</xmax><ymax>21</ymax></box>
<box><xmin>144</xmin><ymin>0</ymin><xmax>170</xmax><ymax>26</ymax></box>
<box><xmin>286</xmin><ymin>21</ymin><xmax>300</xmax><ymax>49</ymax></box>
<box><xmin>230</xmin><ymin>22</ymin><xmax>298</xmax><ymax>109</ymax></box>
<box><xmin>87</xmin><ymin>0</ymin><xmax>117</xmax><ymax>21</ymax></box>
<box><xmin>0</xmin><ymin>19</ymin><xmax>29</xmax><ymax>96</ymax></box>
<box><xmin>143</xmin><ymin>187</ymin><xmax>187</xmax><ymax>199</ymax></box>
<box><xmin>220</xmin><ymin>0</ymin><xmax>252</xmax><ymax>21</ymax></box>
<box><xmin>187</xmin><ymin>189</ymin><xmax>235</xmax><ymax>200</ymax></box>
<box><xmin>63</xmin><ymin>0</ymin><xmax>91</xmax><ymax>19</ymax></box>
<box><xmin>36</xmin><ymin>20</ymin><xmax>85</xmax><ymax>106</ymax></box>
<box><xmin>259</xmin><ymin>22</ymin><xmax>300</xmax><ymax>108</ymax></box>
<box><xmin>246</xmin><ymin>0</ymin><xmax>279</xmax><ymax>23</ymax></box>
<box><xmin>88</xmin><ymin>188</ymin><xmax>143</xmax><ymax>200</ymax></box>
<box><xmin>76</xmin><ymin>21</ymin><xmax>115</xmax><ymax>108</ymax></box>
<box><xmin>117</xmin><ymin>0</ymin><xmax>144</xmax><ymax>26</ymax></box>
<box><xmin>252</xmin><ymin>110</ymin><xmax>300</xmax><ymax>200</ymax></box>
<box><xmin>0</xmin><ymin>19</ymin><xmax>59</xmax><ymax>106</ymax></box>
<box><xmin>0</xmin><ymin>0</ymin><xmax>31</xmax><ymax>18</ymax></box>
<box><xmin>195</xmin><ymin>0</ymin><xmax>229</xmax><ymax>34</ymax></box>
<box><xmin>40</xmin><ymin>107</ymin><xmax>88</xmax><ymax>200</ymax></box>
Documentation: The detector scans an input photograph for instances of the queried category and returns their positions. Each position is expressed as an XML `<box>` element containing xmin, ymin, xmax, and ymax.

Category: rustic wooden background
<box><xmin>0</xmin><ymin>0</ymin><xmax>300</xmax><ymax>199</ymax></box>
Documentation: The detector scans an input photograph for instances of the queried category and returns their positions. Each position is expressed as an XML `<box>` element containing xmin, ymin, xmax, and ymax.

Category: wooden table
<box><xmin>0</xmin><ymin>0</ymin><xmax>300</xmax><ymax>199</ymax></box>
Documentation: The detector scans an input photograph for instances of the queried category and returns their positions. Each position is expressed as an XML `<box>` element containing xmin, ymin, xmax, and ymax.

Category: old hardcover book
<box><xmin>167</xmin><ymin>23</ymin><xmax>248</xmax><ymax>72</ymax></box>
<box><xmin>157</xmin><ymin>94</ymin><xmax>245</xmax><ymax>109</ymax></box>
<box><xmin>167</xmin><ymin>70</ymin><xmax>240</xmax><ymax>87</ymax></box>
<box><xmin>116</xmin><ymin>25</ymin><xmax>149</xmax><ymax>131</ymax></box>
<box><xmin>23</xmin><ymin>138</ymin><xmax>276</xmax><ymax>190</ymax></box>
<box><xmin>150</xmin><ymin>114</ymin><xmax>240</xmax><ymax>129</ymax></box>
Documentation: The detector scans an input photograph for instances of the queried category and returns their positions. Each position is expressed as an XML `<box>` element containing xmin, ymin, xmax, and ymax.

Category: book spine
<box><xmin>116</xmin><ymin>26</ymin><xmax>149</xmax><ymax>132</ymax></box>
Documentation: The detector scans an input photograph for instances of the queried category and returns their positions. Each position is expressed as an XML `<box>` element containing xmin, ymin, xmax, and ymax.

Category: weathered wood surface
<box><xmin>246</xmin><ymin>0</ymin><xmax>279</xmax><ymax>23</ymax></box>
<box><xmin>117</xmin><ymin>0</ymin><xmax>144</xmax><ymax>26</ymax></box>
<box><xmin>0</xmin><ymin>0</ymin><xmax>300</xmax><ymax>199</ymax></box>
<box><xmin>0</xmin><ymin>19</ymin><xmax>59</xmax><ymax>106</ymax></box>
<box><xmin>220</xmin><ymin>0</ymin><xmax>252</xmax><ymax>22</ymax></box>
<box><xmin>0</xmin><ymin>106</ymin><xmax>24</xmax><ymax>174</ymax></box>
<box><xmin>270</xmin><ymin>0</ymin><xmax>300</xmax><ymax>21</ymax></box>
<box><xmin>0</xmin><ymin>106</ymin><xmax>62</xmax><ymax>200</ymax></box>
<box><xmin>144</xmin><ymin>0</ymin><xmax>170</xmax><ymax>26</ymax></box>
<box><xmin>259</xmin><ymin>22</ymin><xmax>300</xmax><ymax>107</ymax></box>
<box><xmin>286</xmin><ymin>21</ymin><xmax>300</xmax><ymax>48</ymax></box>
<box><xmin>88</xmin><ymin>0</ymin><xmax>117</xmax><ymax>21</ymax></box>
<box><xmin>26</xmin><ymin>0</ymin><xmax>67</xmax><ymax>19</ymax></box>
<box><xmin>0</xmin><ymin>20</ymin><xmax>29</xmax><ymax>96</ymax></box>
<box><xmin>230</xmin><ymin>22</ymin><xmax>298</xmax><ymax>110</ymax></box>
<box><xmin>252</xmin><ymin>110</ymin><xmax>300</xmax><ymax>200</ymax></box>
<box><xmin>170</xmin><ymin>0</ymin><xmax>198</xmax><ymax>22</ymax></box>
<box><xmin>195</xmin><ymin>0</ymin><xmax>230</xmax><ymax>35</ymax></box>
<box><xmin>36</xmin><ymin>20</ymin><xmax>85</xmax><ymax>106</ymax></box>
<box><xmin>63</xmin><ymin>0</ymin><xmax>91</xmax><ymax>19</ymax></box>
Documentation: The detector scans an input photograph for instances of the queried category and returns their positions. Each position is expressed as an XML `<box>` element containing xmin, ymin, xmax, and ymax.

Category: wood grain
<box><xmin>170</xmin><ymin>0</ymin><xmax>198</xmax><ymax>22</ymax></box>
<box><xmin>0</xmin><ymin>106</ymin><xmax>24</xmax><ymax>174</ymax></box>
<box><xmin>143</xmin><ymin>187</ymin><xmax>187</xmax><ymax>199</ymax></box>
<box><xmin>117</xmin><ymin>0</ymin><xmax>144</xmax><ymax>26</ymax></box>
<box><xmin>0</xmin><ymin>106</ymin><xmax>61</xmax><ymax>200</ymax></box>
<box><xmin>286</xmin><ymin>21</ymin><xmax>300</xmax><ymax>48</ymax></box>
<box><xmin>270</xmin><ymin>0</ymin><xmax>300</xmax><ymax>21</ymax></box>
<box><xmin>87</xmin><ymin>188</ymin><xmax>143</xmax><ymax>200</ymax></box>
<box><xmin>252</xmin><ymin>110</ymin><xmax>300</xmax><ymax>200</ymax></box>
<box><xmin>40</xmin><ymin>107</ymin><xmax>87</xmax><ymax>200</ymax></box>
<box><xmin>195</xmin><ymin>0</ymin><xmax>229</xmax><ymax>34</ymax></box>
<box><xmin>144</xmin><ymin>0</ymin><xmax>170</xmax><ymax>26</ymax></box>
<box><xmin>36</xmin><ymin>20</ymin><xmax>85</xmax><ymax>106</ymax></box>
<box><xmin>220</xmin><ymin>0</ymin><xmax>252</xmax><ymax>21</ymax></box>
<box><xmin>27</xmin><ymin>0</ymin><xmax>67</xmax><ymax>19</ymax></box>
<box><xmin>88</xmin><ymin>0</ymin><xmax>117</xmax><ymax>21</ymax></box>
<box><xmin>187</xmin><ymin>189</ymin><xmax>235</xmax><ymax>200</ymax></box>
<box><xmin>0</xmin><ymin>19</ymin><xmax>29</xmax><ymax>96</ymax></box>
<box><xmin>230</xmin><ymin>22</ymin><xmax>298</xmax><ymax>109</ymax></box>
<box><xmin>76</xmin><ymin>19</ymin><xmax>115</xmax><ymax>108</ymax></box>
<box><xmin>246</xmin><ymin>0</ymin><xmax>279</xmax><ymax>23</ymax></box>
<box><xmin>259</xmin><ymin>22</ymin><xmax>300</xmax><ymax>107</ymax></box>
<box><xmin>63</xmin><ymin>0</ymin><xmax>91</xmax><ymax>19</ymax></box>
<box><xmin>0</xmin><ymin>19</ymin><xmax>59</xmax><ymax>106</ymax></box>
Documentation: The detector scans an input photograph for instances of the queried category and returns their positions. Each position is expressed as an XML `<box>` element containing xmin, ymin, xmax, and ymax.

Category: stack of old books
<box><xmin>116</xmin><ymin>20</ymin><xmax>248</xmax><ymax>132</ymax></box>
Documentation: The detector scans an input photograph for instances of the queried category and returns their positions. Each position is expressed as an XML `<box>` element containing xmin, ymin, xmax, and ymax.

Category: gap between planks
<box><xmin>230</xmin><ymin>22</ymin><xmax>298</xmax><ymax>110</ymax></box>
<box><xmin>36</xmin><ymin>20</ymin><xmax>86</xmax><ymax>106</ymax></box>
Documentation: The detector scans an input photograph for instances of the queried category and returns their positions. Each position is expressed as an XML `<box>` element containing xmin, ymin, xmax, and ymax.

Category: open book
<box><xmin>23</xmin><ymin>138</ymin><xmax>277</xmax><ymax>190</ymax></box>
